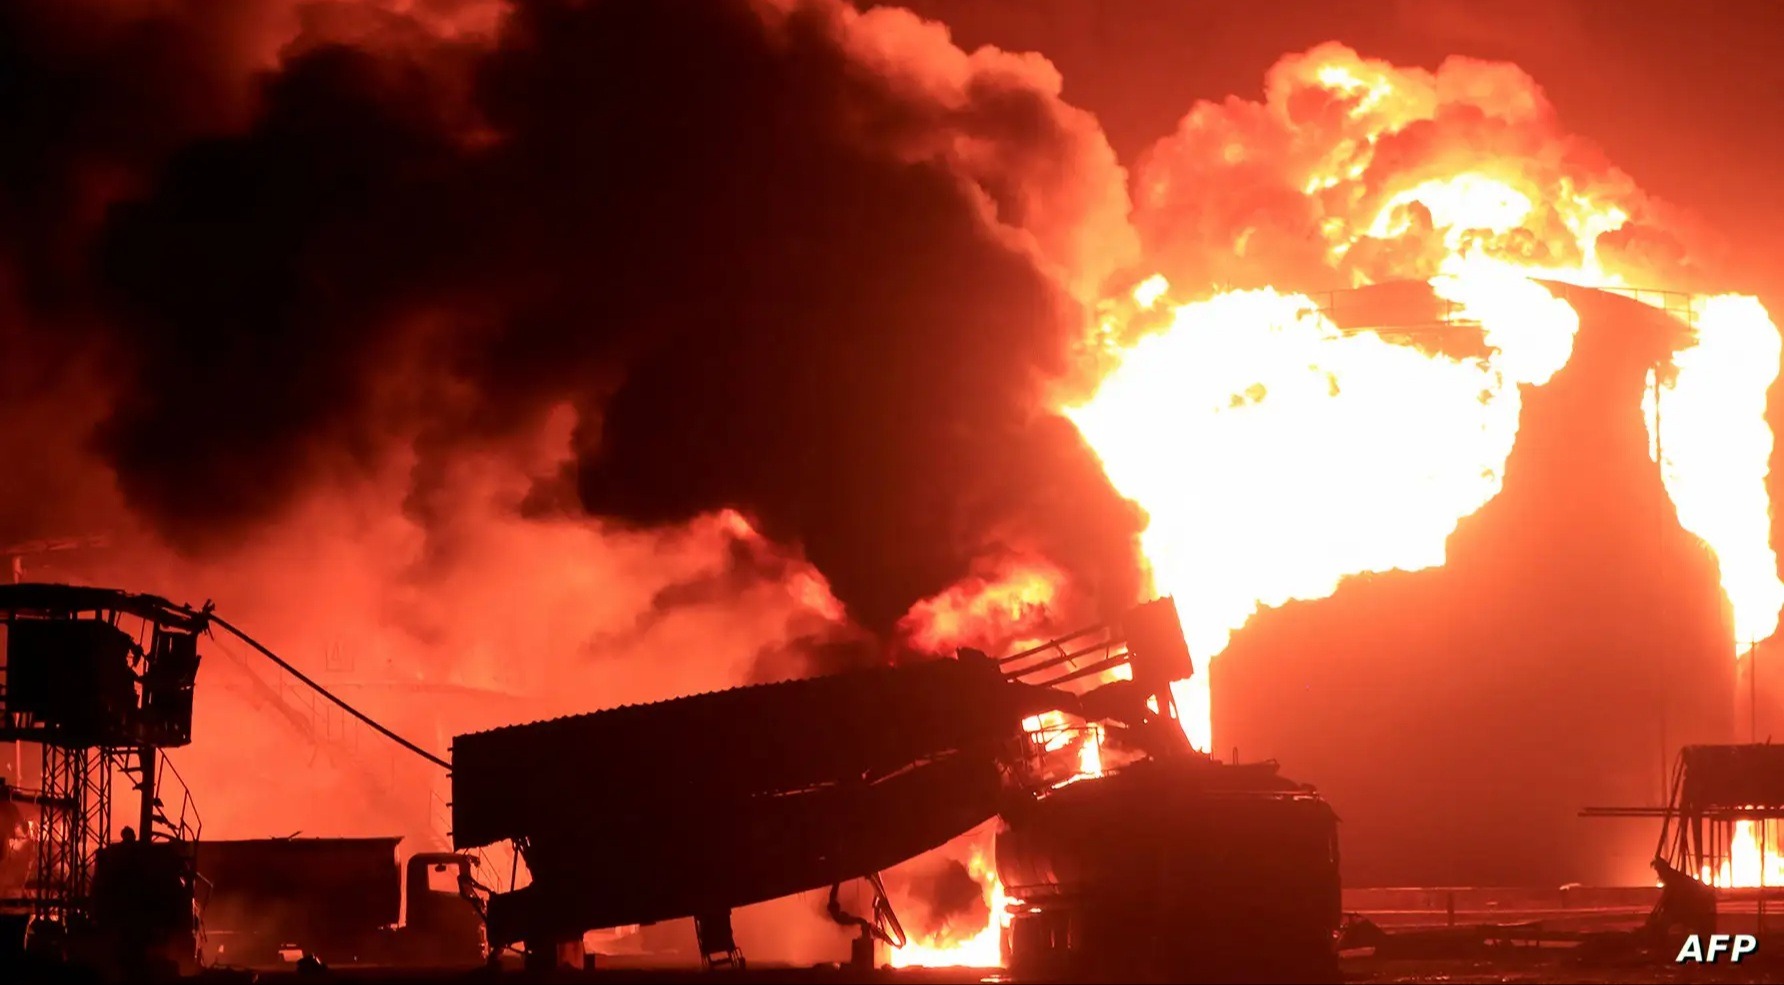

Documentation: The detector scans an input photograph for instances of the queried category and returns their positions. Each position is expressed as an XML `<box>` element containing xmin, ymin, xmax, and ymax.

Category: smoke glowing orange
<box><xmin>897</xmin><ymin>555</ymin><xmax>1065</xmax><ymax>655</ymax></box>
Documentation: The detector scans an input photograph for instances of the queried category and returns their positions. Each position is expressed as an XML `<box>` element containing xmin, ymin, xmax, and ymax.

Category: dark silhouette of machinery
<box><xmin>0</xmin><ymin>585</ymin><xmax>481</xmax><ymax>980</ymax></box>
<box><xmin>0</xmin><ymin>584</ymin><xmax>209</xmax><ymax>977</ymax></box>
<box><xmin>1587</xmin><ymin>744</ymin><xmax>1784</xmax><ymax>943</ymax></box>
<box><xmin>997</xmin><ymin>757</ymin><xmax>1340</xmax><ymax>982</ymax></box>
<box><xmin>450</xmin><ymin>597</ymin><xmax>1344</xmax><ymax>978</ymax></box>
<box><xmin>0</xmin><ymin>582</ymin><xmax>1341</xmax><ymax>979</ymax></box>
<box><xmin>193</xmin><ymin>837</ymin><xmax>484</xmax><ymax>968</ymax></box>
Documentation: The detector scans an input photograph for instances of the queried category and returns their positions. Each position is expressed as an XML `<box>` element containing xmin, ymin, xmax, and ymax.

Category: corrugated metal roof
<box><xmin>447</xmin><ymin>658</ymin><xmax>1023</xmax><ymax>849</ymax></box>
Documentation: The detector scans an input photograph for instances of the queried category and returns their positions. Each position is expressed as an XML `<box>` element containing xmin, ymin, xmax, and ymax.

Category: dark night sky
<box><xmin>886</xmin><ymin>0</ymin><xmax>1784</xmax><ymax>294</ymax></box>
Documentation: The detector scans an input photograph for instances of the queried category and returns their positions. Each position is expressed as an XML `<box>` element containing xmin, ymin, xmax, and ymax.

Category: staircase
<box><xmin>116</xmin><ymin>749</ymin><xmax>201</xmax><ymax>846</ymax></box>
<box><xmin>180</xmin><ymin>632</ymin><xmax>513</xmax><ymax>889</ymax></box>
<box><xmin>206</xmin><ymin>636</ymin><xmax>431</xmax><ymax>846</ymax></box>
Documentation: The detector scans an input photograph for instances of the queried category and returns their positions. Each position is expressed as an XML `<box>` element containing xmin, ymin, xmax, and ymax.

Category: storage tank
<box><xmin>995</xmin><ymin>755</ymin><xmax>1341</xmax><ymax>982</ymax></box>
<box><xmin>1211</xmin><ymin>281</ymin><xmax>1734</xmax><ymax>887</ymax></box>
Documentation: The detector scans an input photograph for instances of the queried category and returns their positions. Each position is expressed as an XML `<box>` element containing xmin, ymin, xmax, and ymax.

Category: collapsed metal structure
<box><xmin>452</xmin><ymin>597</ymin><xmax>1344</xmax><ymax>977</ymax></box>
<box><xmin>1586</xmin><ymin>744</ymin><xmax>1784</xmax><ymax>938</ymax></box>
<box><xmin>1650</xmin><ymin>743</ymin><xmax>1784</xmax><ymax>939</ymax></box>
<box><xmin>0</xmin><ymin>583</ymin><xmax>1343</xmax><ymax>979</ymax></box>
<box><xmin>451</xmin><ymin>598</ymin><xmax>1193</xmax><ymax>962</ymax></box>
<box><xmin>1655</xmin><ymin>745</ymin><xmax>1784</xmax><ymax>887</ymax></box>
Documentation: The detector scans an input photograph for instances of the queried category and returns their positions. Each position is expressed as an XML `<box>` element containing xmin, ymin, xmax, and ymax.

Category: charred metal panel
<box><xmin>1119</xmin><ymin>596</ymin><xmax>1194</xmax><ymax>687</ymax></box>
<box><xmin>450</xmin><ymin>657</ymin><xmax>1045</xmax><ymax>850</ymax></box>
<box><xmin>1679</xmin><ymin>744</ymin><xmax>1784</xmax><ymax>811</ymax></box>
<box><xmin>6</xmin><ymin>620</ymin><xmax>137</xmax><ymax>747</ymax></box>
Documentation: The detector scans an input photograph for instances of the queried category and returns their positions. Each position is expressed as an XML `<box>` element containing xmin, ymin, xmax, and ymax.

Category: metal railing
<box><xmin>155</xmin><ymin>751</ymin><xmax>201</xmax><ymax>846</ymax></box>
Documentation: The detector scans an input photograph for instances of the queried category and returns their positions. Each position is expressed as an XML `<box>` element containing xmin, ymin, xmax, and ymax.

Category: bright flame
<box><xmin>1066</xmin><ymin>283</ymin><xmax>1555</xmax><ymax>750</ymax></box>
<box><xmin>1074</xmin><ymin>722</ymin><xmax>1105</xmax><ymax>779</ymax></box>
<box><xmin>1641</xmin><ymin>297</ymin><xmax>1784</xmax><ymax>889</ymax></box>
<box><xmin>887</xmin><ymin>847</ymin><xmax>1010</xmax><ymax>969</ymax></box>
<box><xmin>886</xmin><ymin>715</ymin><xmax>1098</xmax><ymax>969</ymax></box>
<box><xmin>1431</xmin><ymin>257</ymin><xmax>1580</xmax><ymax>386</ymax></box>
<box><xmin>1133</xmin><ymin>272</ymin><xmax>1170</xmax><ymax>309</ymax></box>
<box><xmin>1069</xmin><ymin>43</ymin><xmax>1784</xmax><ymax>768</ymax></box>
<box><xmin>898</xmin><ymin>555</ymin><xmax>1065</xmax><ymax>655</ymax></box>
<box><xmin>1368</xmin><ymin>174</ymin><xmax>1535</xmax><ymax>248</ymax></box>
<box><xmin>1016</xmin><ymin>711</ymin><xmax>1108</xmax><ymax>787</ymax></box>
<box><xmin>897</xmin><ymin>40</ymin><xmax>1784</xmax><ymax>960</ymax></box>
<box><xmin>1643</xmin><ymin>294</ymin><xmax>1784</xmax><ymax>652</ymax></box>
<box><xmin>1702</xmin><ymin>820</ymin><xmax>1784</xmax><ymax>889</ymax></box>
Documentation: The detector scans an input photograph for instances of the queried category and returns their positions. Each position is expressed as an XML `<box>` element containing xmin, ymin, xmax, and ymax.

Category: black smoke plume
<box><xmin>5</xmin><ymin>0</ymin><xmax>1146</xmax><ymax>632</ymax></box>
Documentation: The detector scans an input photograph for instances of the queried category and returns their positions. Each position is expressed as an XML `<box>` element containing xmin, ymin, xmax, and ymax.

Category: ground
<box><xmin>1346</xmin><ymin>954</ymin><xmax>1781</xmax><ymax>984</ymax></box>
<box><xmin>224</xmin><ymin>952</ymin><xmax>1781</xmax><ymax>985</ymax></box>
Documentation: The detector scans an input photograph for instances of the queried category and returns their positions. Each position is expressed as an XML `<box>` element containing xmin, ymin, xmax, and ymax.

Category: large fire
<box><xmin>884</xmin><ymin>846</ymin><xmax>1011</xmax><ymax>969</ymax></box>
<box><xmin>18</xmin><ymin>2</ymin><xmax>1784</xmax><ymax>974</ymax></box>
<box><xmin>894</xmin><ymin>40</ymin><xmax>1784</xmax><ymax>965</ymax></box>
<box><xmin>1704</xmin><ymin>820</ymin><xmax>1784</xmax><ymax>888</ymax></box>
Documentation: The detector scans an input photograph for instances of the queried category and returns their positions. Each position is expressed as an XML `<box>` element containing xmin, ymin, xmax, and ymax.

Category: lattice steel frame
<box><xmin>0</xmin><ymin>585</ymin><xmax>209</xmax><ymax>941</ymax></box>
<box><xmin>31</xmin><ymin>744</ymin><xmax>117</xmax><ymax>929</ymax></box>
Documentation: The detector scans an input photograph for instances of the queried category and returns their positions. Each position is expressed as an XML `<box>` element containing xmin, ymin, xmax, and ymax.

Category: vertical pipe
<box><xmin>1653</xmin><ymin>360</ymin><xmax>1669</xmax><ymax>803</ymax></box>
<box><xmin>10</xmin><ymin>552</ymin><xmax>21</xmax><ymax>790</ymax></box>
<box><xmin>1762</xmin><ymin>819</ymin><xmax>1770</xmax><ymax>934</ymax></box>
<box><xmin>137</xmin><ymin>745</ymin><xmax>157</xmax><ymax>840</ymax></box>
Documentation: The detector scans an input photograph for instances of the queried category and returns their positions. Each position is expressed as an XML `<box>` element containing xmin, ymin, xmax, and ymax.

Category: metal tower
<box><xmin>0</xmin><ymin>585</ymin><xmax>207</xmax><ymax>946</ymax></box>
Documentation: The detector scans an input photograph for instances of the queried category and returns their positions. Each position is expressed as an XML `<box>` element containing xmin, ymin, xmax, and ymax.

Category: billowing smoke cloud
<box><xmin>0</xmin><ymin>0</ymin><xmax>276</xmax><ymax>546</ymax></box>
<box><xmin>23</xmin><ymin>0</ymin><xmax>1146</xmax><ymax>634</ymax></box>
<box><xmin>898</xmin><ymin>857</ymin><xmax>991</xmax><ymax>942</ymax></box>
<box><xmin>0</xmin><ymin>1</ymin><xmax>265</xmax><ymax>298</ymax></box>
<box><xmin>0</xmin><ymin>3</ymin><xmax>1147</xmax><ymax>908</ymax></box>
<box><xmin>1130</xmin><ymin>41</ymin><xmax>1727</xmax><ymax>300</ymax></box>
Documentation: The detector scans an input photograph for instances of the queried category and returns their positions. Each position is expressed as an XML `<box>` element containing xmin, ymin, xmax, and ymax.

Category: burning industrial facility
<box><xmin>3</xmin><ymin>0</ymin><xmax>1784</xmax><ymax>981</ymax></box>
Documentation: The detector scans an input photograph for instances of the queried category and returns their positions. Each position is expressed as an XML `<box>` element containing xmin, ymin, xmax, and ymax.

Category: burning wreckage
<box><xmin>450</xmin><ymin>595</ymin><xmax>1343</xmax><ymax>980</ymax></box>
<box><xmin>0</xmin><ymin>585</ymin><xmax>1342</xmax><ymax>981</ymax></box>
